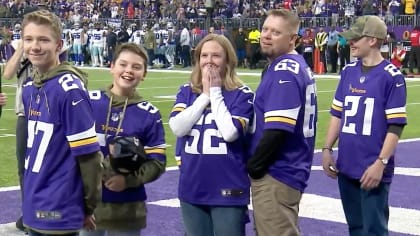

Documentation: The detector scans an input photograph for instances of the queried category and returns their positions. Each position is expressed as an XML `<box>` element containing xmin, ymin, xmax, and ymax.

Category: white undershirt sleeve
<box><xmin>210</xmin><ymin>87</ymin><xmax>239</xmax><ymax>142</ymax></box>
<box><xmin>169</xmin><ymin>93</ymin><xmax>210</xmax><ymax>137</ymax></box>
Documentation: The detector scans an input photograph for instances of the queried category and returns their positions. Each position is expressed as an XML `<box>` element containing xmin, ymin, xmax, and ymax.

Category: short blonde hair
<box><xmin>190</xmin><ymin>34</ymin><xmax>243</xmax><ymax>93</ymax></box>
<box><xmin>22</xmin><ymin>10</ymin><xmax>62</xmax><ymax>42</ymax></box>
<box><xmin>266</xmin><ymin>9</ymin><xmax>300</xmax><ymax>35</ymax></box>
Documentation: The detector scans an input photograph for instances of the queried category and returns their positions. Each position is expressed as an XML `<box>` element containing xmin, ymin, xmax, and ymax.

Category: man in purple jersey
<box><xmin>322</xmin><ymin>15</ymin><xmax>407</xmax><ymax>236</ymax></box>
<box><xmin>247</xmin><ymin>9</ymin><xmax>317</xmax><ymax>236</ymax></box>
<box><xmin>169</xmin><ymin>34</ymin><xmax>254</xmax><ymax>236</ymax></box>
<box><xmin>21</xmin><ymin>10</ymin><xmax>103</xmax><ymax>236</ymax></box>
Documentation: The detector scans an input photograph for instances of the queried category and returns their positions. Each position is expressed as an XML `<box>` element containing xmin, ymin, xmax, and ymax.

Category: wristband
<box><xmin>322</xmin><ymin>147</ymin><xmax>333</xmax><ymax>153</ymax></box>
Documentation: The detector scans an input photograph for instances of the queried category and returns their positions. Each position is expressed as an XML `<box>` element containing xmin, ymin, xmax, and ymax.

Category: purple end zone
<box><xmin>0</xmin><ymin>141</ymin><xmax>418</xmax><ymax>235</ymax></box>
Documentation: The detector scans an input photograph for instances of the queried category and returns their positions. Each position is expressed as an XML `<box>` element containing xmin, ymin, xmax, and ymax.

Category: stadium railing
<box><xmin>0</xmin><ymin>15</ymin><xmax>419</xmax><ymax>30</ymax></box>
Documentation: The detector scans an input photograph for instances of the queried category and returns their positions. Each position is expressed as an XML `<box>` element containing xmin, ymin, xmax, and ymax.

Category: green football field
<box><xmin>1</xmin><ymin>68</ymin><xmax>420</xmax><ymax>187</ymax></box>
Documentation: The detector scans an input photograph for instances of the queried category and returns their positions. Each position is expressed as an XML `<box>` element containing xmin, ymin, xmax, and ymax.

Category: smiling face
<box><xmin>110</xmin><ymin>50</ymin><xmax>146</xmax><ymax>96</ymax></box>
<box><xmin>23</xmin><ymin>22</ymin><xmax>62</xmax><ymax>73</ymax></box>
<box><xmin>199</xmin><ymin>40</ymin><xmax>227</xmax><ymax>77</ymax></box>
<box><xmin>348</xmin><ymin>36</ymin><xmax>377</xmax><ymax>58</ymax></box>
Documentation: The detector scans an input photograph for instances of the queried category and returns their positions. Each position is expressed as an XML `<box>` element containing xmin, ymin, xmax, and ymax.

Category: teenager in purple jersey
<box><xmin>247</xmin><ymin>9</ymin><xmax>317</xmax><ymax>236</ymax></box>
<box><xmin>21</xmin><ymin>10</ymin><xmax>103</xmax><ymax>236</ymax></box>
<box><xmin>169</xmin><ymin>34</ymin><xmax>254</xmax><ymax>236</ymax></box>
<box><xmin>80</xmin><ymin>43</ymin><xmax>166</xmax><ymax>236</ymax></box>
<box><xmin>322</xmin><ymin>16</ymin><xmax>407</xmax><ymax>235</ymax></box>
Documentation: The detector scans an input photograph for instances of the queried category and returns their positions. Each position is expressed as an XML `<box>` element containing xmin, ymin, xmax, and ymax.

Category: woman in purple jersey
<box><xmin>80</xmin><ymin>43</ymin><xmax>166</xmax><ymax>236</ymax></box>
<box><xmin>169</xmin><ymin>34</ymin><xmax>254</xmax><ymax>236</ymax></box>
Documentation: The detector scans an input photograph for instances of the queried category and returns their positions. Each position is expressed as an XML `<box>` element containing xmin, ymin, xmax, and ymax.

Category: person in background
<box><xmin>408</xmin><ymin>25</ymin><xmax>420</xmax><ymax>74</ymax></box>
<box><xmin>315</xmin><ymin>27</ymin><xmax>328</xmax><ymax>73</ymax></box>
<box><xmin>322</xmin><ymin>15</ymin><xmax>407</xmax><ymax>236</ymax></box>
<box><xmin>235</xmin><ymin>27</ymin><xmax>248</xmax><ymax>68</ymax></box>
<box><xmin>391</xmin><ymin>42</ymin><xmax>407</xmax><ymax>74</ymax></box>
<box><xmin>327</xmin><ymin>26</ymin><xmax>339</xmax><ymax>73</ymax></box>
<box><xmin>3</xmin><ymin>39</ymin><xmax>30</xmax><ymax>232</ymax></box>
<box><xmin>248</xmin><ymin>23</ymin><xmax>260</xmax><ymax>69</ymax></box>
<box><xmin>106</xmin><ymin>26</ymin><xmax>118</xmax><ymax>66</ymax></box>
<box><xmin>301</xmin><ymin>28</ymin><xmax>314</xmax><ymax>70</ymax></box>
<box><xmin>169</xmin><ymin>34</ymin><xmax>254</xmax><ymax>236</ymax></box>
<box><xmin>337</xmin><ymin>33</ymin><xmax>350</xmax><ymax>72</ymax></box>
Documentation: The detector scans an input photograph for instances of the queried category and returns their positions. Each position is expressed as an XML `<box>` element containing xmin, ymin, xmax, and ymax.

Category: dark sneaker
<box><xmin>16</xmin><ymin>216</ymin><xmax>25</xmax><ymax>231</ymax></box>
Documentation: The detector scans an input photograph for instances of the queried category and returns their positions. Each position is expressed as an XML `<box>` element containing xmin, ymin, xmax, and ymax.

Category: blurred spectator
<box><xmin>248</xmin><ymin>23</ymin><xmax>260</xmax><ymax>69</ymax></box>
<box><xmin>402</xmin><ymin>0</ymin><xmax>415</xmax><ymax>15</ymax></box>
<box><xmin>180</xmin><ymin>23</ymin><xmax>191</xmax><ymax>68</ymax></box>
<box><xmin>327</xmin><ymin>26</ymin><xmax>339</xmax><ymax>73</ymax></box>
<box><xmin>388</xmin><ymin>0</ymin><xmax>401</xmax><ymax>16</ymax></box>
<box><xmin>235</xmin><ymin>27</ymin><xmax>248</xmax><ymax>68</ymax></box>
<box><xmin>302</xmin><ymin>28</ymin><xmax>314</xmax><ymax>69</ymax></box>
<box><xmin>391</xmin><ymin>42</ymin><xmax>407</xmax><ymax>72</ymax></box>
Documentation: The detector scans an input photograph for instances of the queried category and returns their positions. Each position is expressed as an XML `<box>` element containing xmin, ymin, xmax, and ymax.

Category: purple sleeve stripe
<box><xmin>69</xmin><ymin>136</ymin><xmax>98</xmax><ymax>148</ymax></box>
<box><xmin>265</xmin><ymin>116</ymin><xmax>296</xmax><ymax>125</ymax></box>
<box><xmin>331</xmin><ymin>104</ymin><xmax>342</xmax><ymax>112</ymax></box>
<box><xmin>387</xmin><ymin>113</ymin><xmax>407</xmax><ymax>119</ymax></box>
<box><xmin>145</xmin><ymin>148</ymin><xmax>166</xmax><ymax>155</ymax></box>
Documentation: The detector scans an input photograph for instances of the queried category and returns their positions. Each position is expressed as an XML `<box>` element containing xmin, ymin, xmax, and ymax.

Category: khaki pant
<box><xmin>251</xmin><ymin>174</ymin><xmax>302</xmax><ymax>236</ymax></box>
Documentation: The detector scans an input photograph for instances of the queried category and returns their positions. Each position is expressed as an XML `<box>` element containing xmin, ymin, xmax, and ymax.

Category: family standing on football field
<box><xmin>0</xmin><ymin>6</ymin><xmax>407</xmax><ymax>236</ymax></box>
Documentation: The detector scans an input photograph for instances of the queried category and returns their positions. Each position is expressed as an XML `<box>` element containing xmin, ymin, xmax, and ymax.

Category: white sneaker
<box><xmin>167</xmin><ymin>64</ymin><xmax>174</xmax><ymax>70</ymax></box>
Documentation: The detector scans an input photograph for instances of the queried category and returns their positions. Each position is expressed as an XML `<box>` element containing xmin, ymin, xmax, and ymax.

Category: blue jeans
<box><xmin>180</xmin><ymin>201</ymin><xmax>248</xmax><ymax>236</ymax></box>
<box><xmin>28</xmin><ymin>230</ymin><xmax>78</xmax><ymax>236</ymax></box>
<box><xmin>80</xmin><ymin>229</ymin><xmax>141</xmax><ymax>236</ymax></box>
<box><xmin>338</xmin><ymin>174</ymin><xmax>390</xmax><ymax>236</ymax></box>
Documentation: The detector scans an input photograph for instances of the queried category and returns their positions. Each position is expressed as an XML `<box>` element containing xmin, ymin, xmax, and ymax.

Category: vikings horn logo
<box><xmin>359</xmin><ymin>76</ymin><xmax>366</xmax><ymax>84</ymax></box>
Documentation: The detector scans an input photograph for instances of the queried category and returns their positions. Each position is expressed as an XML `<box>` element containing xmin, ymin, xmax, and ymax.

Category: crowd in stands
<box><xmin>1</xmin><ymin>0</ymin><xmax>420</xmax><ymax>26</ymax></box>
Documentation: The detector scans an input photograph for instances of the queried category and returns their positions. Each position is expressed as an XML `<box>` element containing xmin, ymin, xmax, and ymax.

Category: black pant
<box><xmin>16</xmin><ymin>116</ymin><xmax>27</xmax><ymax>199</ymax></box>
<box><xmin>319</xmin><ymin>49</ymin><xmax>327</xmax><ymax>72</ymax></box>
<box><xmin>328</xmin><ymin>44</ymin><xmax>338</xmax><ymax>73</ymax></box>
<box><xmin>182</xmin><ymin>45</ymin><xmax>191</xmax><ymax>67</ymax></box>
<box><xmin>250</xmin><ymin>43</ymin><xmax>259</xmax><ymax>68</ymax></box>
<box><xmin>339</xmin><ymin>45</ymin><xmax>350</xmax><ymax>71</ymax></box>
<box><xmin>409</xmin><ymin>46</ymin><xmax>420</xmax><ymax>73</ymax></box>
<box><xmin>303</xmin><ymin>52</ymin><xmax>313</xmax><ymax>70</ymax></box>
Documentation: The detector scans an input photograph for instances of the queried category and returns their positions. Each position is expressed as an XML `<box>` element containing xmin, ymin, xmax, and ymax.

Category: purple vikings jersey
<box><xmin>89</xmin><ymin>90</ymin><xmax>166</xmax><ymax>203</ymax></box>
<box><xmin>249</xmin><ymin>54</ymin><xmax>317</xmax><ymax>192</ymax></box>
<box><xmin>22</xmin><ymin>73</ymin><xmax>100</xmax><ymax>230</ymax></box>
<box><xmin>171</xmin><ymin>84</ymin><xmax>254</xmax><ymax>206</ymax></box>
<box><xmin>330</xmin><ymin>60</ymin><xmax>407</xmax><ymax>182</ymax></box>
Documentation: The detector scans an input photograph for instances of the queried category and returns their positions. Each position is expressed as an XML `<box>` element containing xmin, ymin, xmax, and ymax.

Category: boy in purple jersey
<box><xmin>21</xmin><ymin>10</ymin><xmax>103</xmax><ymax>236</ymax></box>
<box><xmin>169</xmin><ymin>34</ymin><xmax>254</xmax><ymax>236</ymax></box>
<box><xmin>247</xmin><ymin>9</ymin><xmax>317</xmax><ymax>236</ymax></box>
<box><xmin>80</xmin><ymin>43</ymin><xmax>166</xmax><ymax>236</ymax></box>
<box><xmin>322</xmin><ymin>16</ymin><xmax>407</xmax><ymax>236</ymax></box>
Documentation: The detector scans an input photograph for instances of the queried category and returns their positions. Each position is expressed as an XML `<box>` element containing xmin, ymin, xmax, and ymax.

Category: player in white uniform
<box><xmin>11</xmin><ymin>23</ymin><xmax>22</xmax><ymax>49</ymax></box>
<box><xmin>91</xmin><ymin>24</ymin><xmax>106</xmax><ymax>67</ymax></box>
<box><xmin>87</xmin><ymin>23</ymin><xmax>95</xmax><ymax>66</ymax></box>
<box><xmin>130</xmin><ymin>23</ymin><xmax>143</xmax><ymax>46</ymax></box>
<box><xmin>71</xmin><ymin>22</ymin><xmax>85</xmax><ymax>66</ymax></box>
<box><xmin>165</xmin><ymin>22</ymin><xmax>176</xmax><ymax>69</ymax></box>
